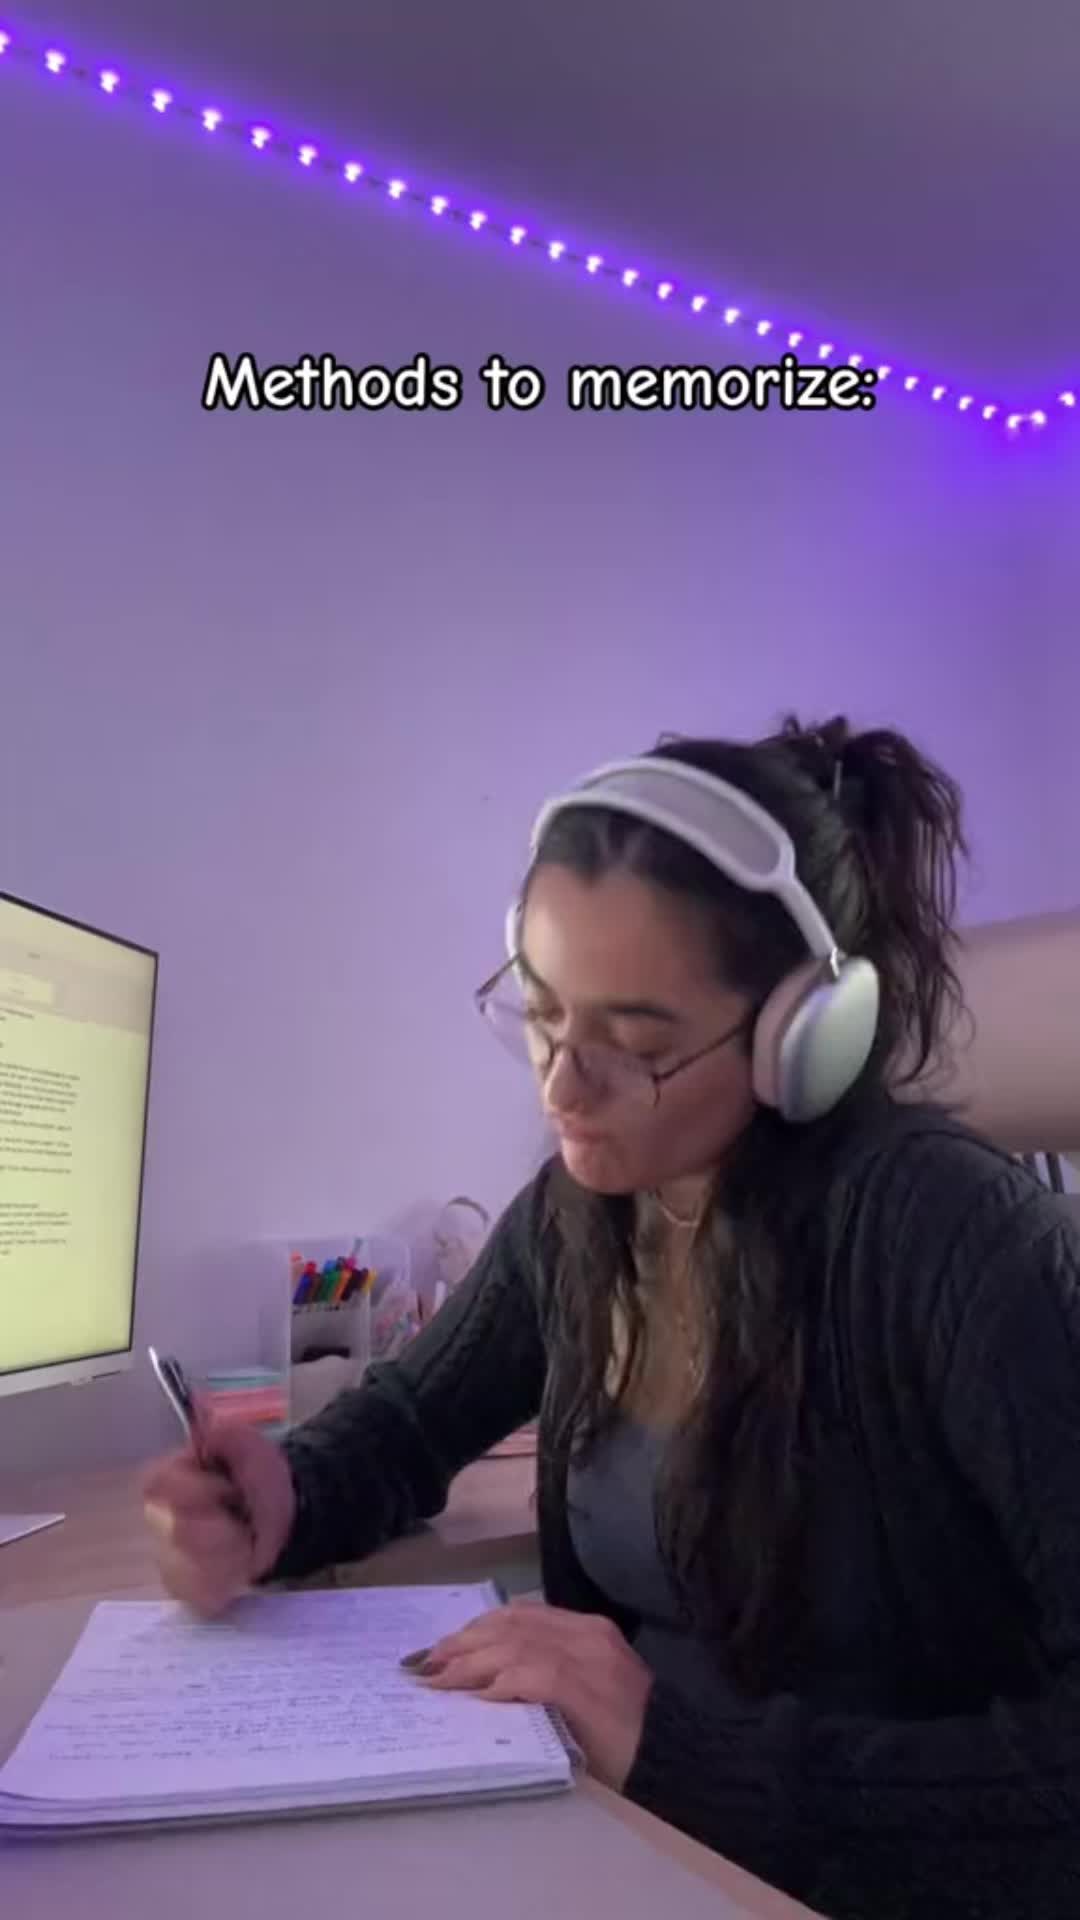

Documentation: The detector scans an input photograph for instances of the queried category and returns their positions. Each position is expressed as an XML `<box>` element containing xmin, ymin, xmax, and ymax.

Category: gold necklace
<box><xmin>649</xmin><ymin>1187</ymin><xmax>704</xmax><ymax>1231</ymax></box>
<box><xmin>635</xmin><ymin>1213</ymin><xmax>706</xmax><ymax>1387</ymax></box>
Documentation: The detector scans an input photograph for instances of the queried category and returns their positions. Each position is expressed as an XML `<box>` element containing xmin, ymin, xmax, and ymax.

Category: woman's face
<box><xmin>519</xmin><ymin>865</ymin><xmax>757</xmax><ymax>1194</ymax></box>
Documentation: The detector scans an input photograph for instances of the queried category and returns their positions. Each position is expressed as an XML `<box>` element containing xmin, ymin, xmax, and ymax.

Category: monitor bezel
<box><xmin>0</xmin><ymin>889</ymin><xmax>159</xmax><ymax>1399</ymax></box>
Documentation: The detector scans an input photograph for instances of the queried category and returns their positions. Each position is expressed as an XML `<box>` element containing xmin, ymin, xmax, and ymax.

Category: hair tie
<box><xmin>810</xmin><ymin>729</ymin><xmax>845</xmax><ymax>801</ymax></box>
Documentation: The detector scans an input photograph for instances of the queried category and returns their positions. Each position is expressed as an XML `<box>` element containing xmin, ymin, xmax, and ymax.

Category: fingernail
<box><xmin>400</xmin><ymin>1647</ymin><xmax>431</xmax><ymax>1670</ymax></box>
<box><xmin>144</xmin><ymin>1501</ymin><xmax>175</xmax><ymax>1541</ymax></box>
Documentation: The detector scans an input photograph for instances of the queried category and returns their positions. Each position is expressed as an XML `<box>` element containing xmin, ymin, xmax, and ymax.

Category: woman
<box><xmin>144</xmin><ymin>716</ymin><xmax>1080</xmax><ymax>1919</ymax></box>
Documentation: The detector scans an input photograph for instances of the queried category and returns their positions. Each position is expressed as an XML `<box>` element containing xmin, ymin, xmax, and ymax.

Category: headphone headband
<box><xmin>527</xmin><ymin>757</ymin><xmax>840</xmax><ymax>962</ymax></box>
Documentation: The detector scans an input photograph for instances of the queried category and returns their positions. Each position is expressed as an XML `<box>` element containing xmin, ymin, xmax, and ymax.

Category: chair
<box><xmin>907</xmin><ymin>906</ymin><xmax>1080</xmax><ymax>1190</ymax></box>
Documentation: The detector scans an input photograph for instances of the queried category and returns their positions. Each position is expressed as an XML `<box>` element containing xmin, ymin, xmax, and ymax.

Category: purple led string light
<box><xmin>2</xmin><ymin>26</ymin><xmax>1073</xmax><ymax>434</ymax></box>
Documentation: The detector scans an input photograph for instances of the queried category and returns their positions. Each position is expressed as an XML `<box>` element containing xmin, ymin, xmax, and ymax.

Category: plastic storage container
<box><xmin>262</xmin><ymin>1232</ymin><xmax>412</xmax><ymax>1425</ymax></box>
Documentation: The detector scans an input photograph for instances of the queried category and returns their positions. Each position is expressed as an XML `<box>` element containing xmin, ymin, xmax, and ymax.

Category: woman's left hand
<box><xmin>404</xmin><ymin>1599</ymin><xmax>653</xmax><ymax>1789</ymax></box>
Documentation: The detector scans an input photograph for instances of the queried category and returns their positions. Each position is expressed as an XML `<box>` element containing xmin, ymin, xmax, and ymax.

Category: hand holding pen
<box><xmin>143</xmin><ymin>1347</ymin><xmax>297</xmax><ymax>1617</ymax></box>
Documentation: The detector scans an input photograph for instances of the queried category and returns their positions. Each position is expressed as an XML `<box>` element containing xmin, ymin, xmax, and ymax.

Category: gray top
<box><xmin>566</xmin><ymin>1413</ymin><xmax>742</xmax><ymax>1712</ymax></box>
<box><xmin>567</xmin><ymin>1406</ymin><xmax>904</xmax><ymax>1715</ymax></box>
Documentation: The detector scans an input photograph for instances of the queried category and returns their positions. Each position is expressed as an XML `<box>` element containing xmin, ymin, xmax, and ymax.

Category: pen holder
<box><xmin>292</xmin><ymin>1288</ymin><xmax>372</xmax><ymax>1382</ymax></box>
<box><xmin>272</xmin><ymin>1233</ymin><xmax>411</xmax><ymax>1423</ymax></box>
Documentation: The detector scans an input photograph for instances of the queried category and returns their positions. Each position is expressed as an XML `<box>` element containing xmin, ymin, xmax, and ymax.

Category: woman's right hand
<box><xmin>141</xmin><ymin>1419</ymin><xmax>297</xmax><ymax>1616</ymax></box>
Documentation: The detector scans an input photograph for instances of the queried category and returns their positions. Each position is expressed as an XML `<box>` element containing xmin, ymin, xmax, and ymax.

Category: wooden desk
<box><xmin>0</xmin><ymin>1454</ymin><xmax>540</xmax><ymax>1607</ymax></box>
<box><xmin>0</xmin><ymin>1461</ymin><xmax>816</xmax><ymax>1919</ymax></box>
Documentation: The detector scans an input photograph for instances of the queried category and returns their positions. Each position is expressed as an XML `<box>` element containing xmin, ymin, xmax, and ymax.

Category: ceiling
<box><xmin>9</xmin><ymin>0</ymin><xmax>1080</xmax><ymax>390</ymax></box>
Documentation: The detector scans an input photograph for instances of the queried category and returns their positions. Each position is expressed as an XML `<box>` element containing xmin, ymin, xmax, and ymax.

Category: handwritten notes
<box><xmin>0</xmin><ymin>1587</ymin><xmax>568</xmax><ymax>1817</ymax></box>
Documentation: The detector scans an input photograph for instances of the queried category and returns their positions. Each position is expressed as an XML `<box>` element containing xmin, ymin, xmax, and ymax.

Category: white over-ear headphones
<box><xmin>508</xmin><ymin>757</ymin><xmax>880</xmax><ymax>1124</ymax></box>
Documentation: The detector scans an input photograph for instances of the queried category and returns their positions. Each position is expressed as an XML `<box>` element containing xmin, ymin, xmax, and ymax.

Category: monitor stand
<box><xmin>0</xmin><ymin>1513</ymin><xmax>65</xmax><ymax>1548</ymax></box>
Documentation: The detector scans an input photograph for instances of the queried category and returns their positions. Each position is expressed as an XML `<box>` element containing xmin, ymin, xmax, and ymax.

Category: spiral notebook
<box><xmin>0</xmin><ymin>1584</ymin><xmax>576</xmax><ymax>1835</ymax></box>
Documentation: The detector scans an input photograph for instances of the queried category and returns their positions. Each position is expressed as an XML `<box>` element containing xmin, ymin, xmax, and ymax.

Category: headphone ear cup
<box><xmin>752</xmin><ymin>956</ymin><xmax>880</xmax><ymax>1123</ymax></box>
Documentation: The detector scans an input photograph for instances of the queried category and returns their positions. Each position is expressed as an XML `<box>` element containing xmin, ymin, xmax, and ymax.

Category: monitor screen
<box><xmin>0</xmin><ymin>892</ymin><xmax>157</xmax><ymax>1395</ymax></box>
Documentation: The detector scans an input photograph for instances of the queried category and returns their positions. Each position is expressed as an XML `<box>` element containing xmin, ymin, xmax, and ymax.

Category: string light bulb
<box><xmin>2</xmin><ymin>24</ymin><xmax>1070</xmax><ymax>435</ymax></box>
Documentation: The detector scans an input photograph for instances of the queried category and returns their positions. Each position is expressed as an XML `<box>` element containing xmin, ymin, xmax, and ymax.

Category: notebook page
<box><xmin>0</xmin><ymin>1588</ymin><xmax>568</xmax><ymax>1810</ymax></box>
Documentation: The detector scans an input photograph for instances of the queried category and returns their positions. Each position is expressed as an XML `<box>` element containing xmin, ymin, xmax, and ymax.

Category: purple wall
<box><xmin>0</xmin><ymin>69</ymin><xmax>1062</xmax><ymax>1468</ymax></box>
<box><xmin>1012</xmin><ymin>435</ymin><xmax>1080</xmax><ymax>893</ymax></box>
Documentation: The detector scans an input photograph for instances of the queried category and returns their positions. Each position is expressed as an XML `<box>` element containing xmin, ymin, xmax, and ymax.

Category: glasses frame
<box><xmin>474</xmin><ymin>958</ymin><xmax>752</xmax><ymax>1109</ymax></box>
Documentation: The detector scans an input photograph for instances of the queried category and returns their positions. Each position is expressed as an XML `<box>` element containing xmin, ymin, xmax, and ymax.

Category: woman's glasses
<box><xmin>475</xmin><ymin>960</ymin><xmax>750</xmax><ymax>1110</ymax></box>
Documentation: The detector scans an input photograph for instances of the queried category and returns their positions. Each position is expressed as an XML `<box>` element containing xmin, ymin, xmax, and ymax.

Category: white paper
<box><xmin>0</xmin><ymin>1586</ymin><xmax>568</xmax><ymax>1811</ymax></box>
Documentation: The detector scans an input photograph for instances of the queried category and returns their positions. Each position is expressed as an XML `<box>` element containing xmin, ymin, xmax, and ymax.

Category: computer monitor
<box><xmin>0</xmin><ymin>891</ymin><xmax>157</xmax><ymax>1407</ymax></box>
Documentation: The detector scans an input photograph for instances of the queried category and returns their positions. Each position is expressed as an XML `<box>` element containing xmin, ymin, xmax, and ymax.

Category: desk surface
<box><xmin>0</xmin><ymin>1454</ymin><xmax>540</xmax><ymax>1607</ymax></box>
<box><xmin>0</xmin><ymin>1460</ymin><xmax>815</xmax><ymax>1919</ymax></box>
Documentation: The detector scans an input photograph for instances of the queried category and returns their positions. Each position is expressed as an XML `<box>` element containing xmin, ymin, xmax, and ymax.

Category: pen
<box><xmin>147</xmin><ymin>1346</ymin><xmax>252</xmax><ymax>1529</ymax></box>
